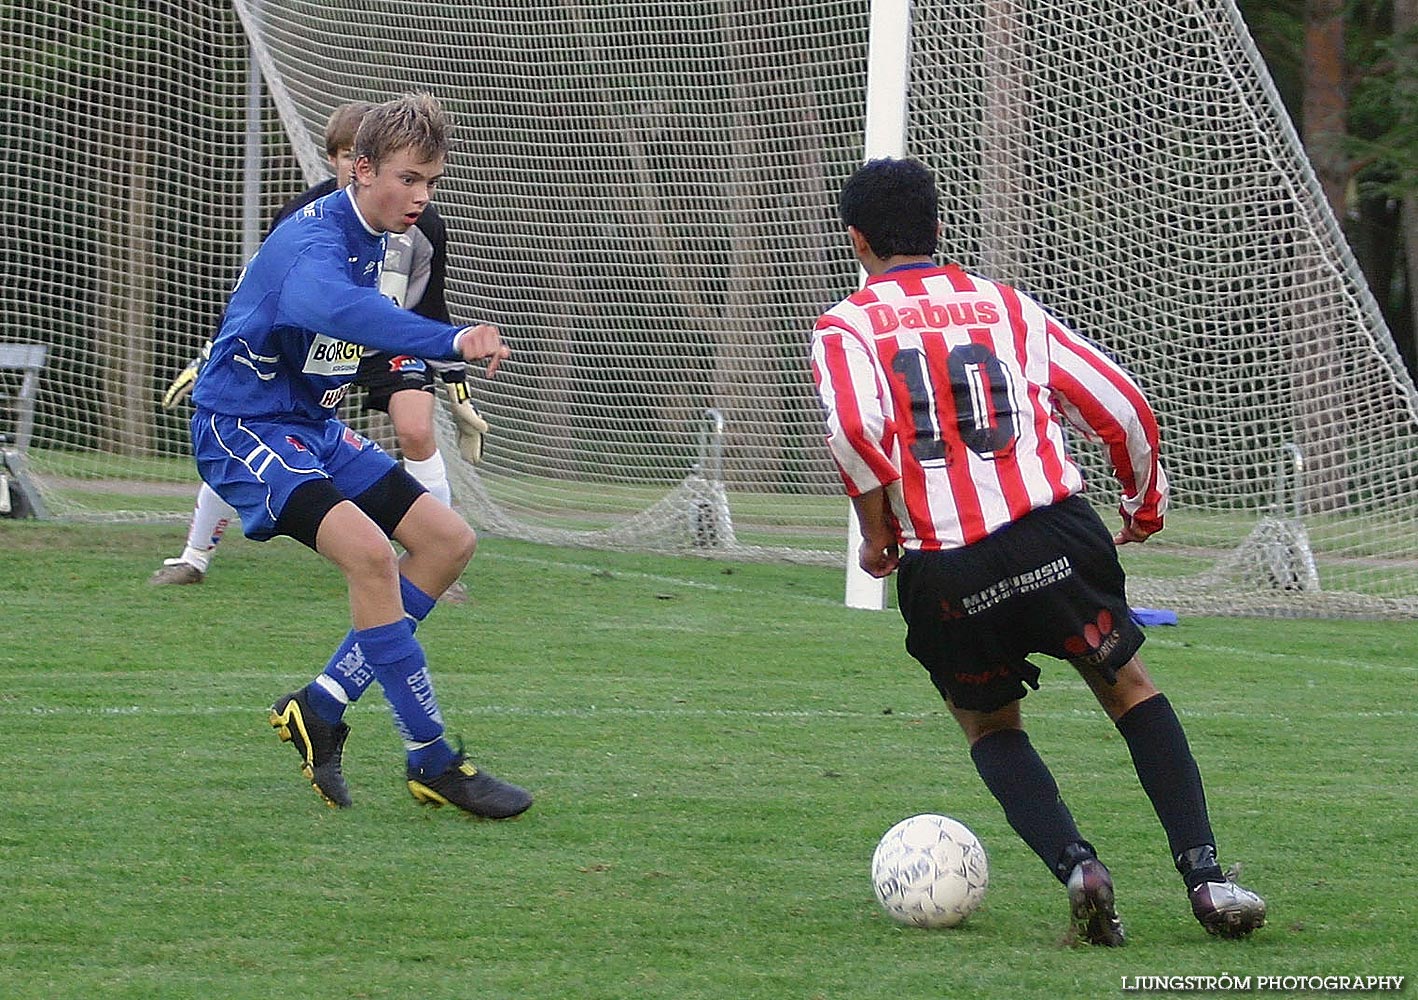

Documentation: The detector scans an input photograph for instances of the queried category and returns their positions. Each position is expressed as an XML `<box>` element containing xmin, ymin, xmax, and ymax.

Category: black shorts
<box><xmin>271</xmin><ymin>465</ymin><xmax>427</xmax><ymax>550</ymax></box>
<box><xmin>355</xmin><ymin>351</ymin><xmax>437</xmax><ymax>414</ymax></box>
<box><xmin>895</xmin><ymin>494</ymin><xmax>1144</xmax><ymax>713</ymax></box>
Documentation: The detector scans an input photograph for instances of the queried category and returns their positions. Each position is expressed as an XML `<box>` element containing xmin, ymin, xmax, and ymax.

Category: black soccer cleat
<box><xmin>1066</xmin><ymin>857</ymin><xmax>1126</xmax><ymax>946</ymax></box>
<box><xmin>406</xmin><ymin>749</ymin><xmax>532</xmax><ymax>819</ymax></box>
<box><xmin>269</xmin><ymin>688</ymin><xmax>352</xmax><ymax>809</ymax></box>
<box><xmin>1190</xmin><ymin>866</ymin><xmax>1267</xmax><ymax>939</ymax></box>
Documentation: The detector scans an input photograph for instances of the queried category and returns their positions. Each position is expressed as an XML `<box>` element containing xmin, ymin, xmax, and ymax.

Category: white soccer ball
<box><xmin>871</xmin><ymin>813</ymin><xmax>989</xmax><ymax>928</ymax></box>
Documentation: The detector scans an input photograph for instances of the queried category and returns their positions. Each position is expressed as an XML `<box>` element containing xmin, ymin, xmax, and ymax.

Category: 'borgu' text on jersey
<box><xmin>191</xmin><ymin>188</ymin><xmax>463</xmax><ymax>421</ymax></box>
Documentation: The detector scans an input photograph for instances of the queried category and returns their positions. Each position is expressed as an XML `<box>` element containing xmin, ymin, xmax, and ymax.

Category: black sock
<box><xmin>970</xmin><ymin>728</ymin><xmax>1088</xmax><ymax>884</ymax></box>
<box><xmin>1175</xmin><ymin>845</ymin><xmax>1225</xmax><ymax>891</ymax></box>
<box><xmin>1115</xmin><ymin>693</ymin><xmax>1224</xmax><ymax>889</ymax></box>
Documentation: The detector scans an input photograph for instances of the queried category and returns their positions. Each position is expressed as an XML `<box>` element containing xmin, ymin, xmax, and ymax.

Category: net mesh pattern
<box><xmin>5</xmin><ymin>0</ymin><xmax>1416</xmax><ymax>616</ymax></box>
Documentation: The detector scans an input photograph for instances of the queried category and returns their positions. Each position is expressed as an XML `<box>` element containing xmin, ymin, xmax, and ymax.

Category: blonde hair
<box><xmin>353</xmin><ymin>92</ymin><xmax>449</xmax><ymax>171</ymax></box>
<box><xmin>324</xmin><ymin>101</ymin><xmax>375</xmax><ymax>156</ymax></box>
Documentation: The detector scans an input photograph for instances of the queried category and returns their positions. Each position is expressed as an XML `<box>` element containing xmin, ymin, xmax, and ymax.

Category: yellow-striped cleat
<box><xmin>407</xmin><ymin>747</ymin><xmax>532</xmax><ymax>819</ymax></box>
<box><xmin>269</xmin><ymin>688</ymin><xmax>352</xmax><ymax>809</ymax></box>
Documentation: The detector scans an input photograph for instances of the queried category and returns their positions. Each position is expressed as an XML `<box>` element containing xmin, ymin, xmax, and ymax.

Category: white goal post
<box><xmin>4</xmin><ymin>1</ymin><xmax>1418</xmax><ymax>618</ymax></box>
<box><xmin>844</xmin><ymin>0</ymin><xmax>914</xmax><ymax>612</ymax></box>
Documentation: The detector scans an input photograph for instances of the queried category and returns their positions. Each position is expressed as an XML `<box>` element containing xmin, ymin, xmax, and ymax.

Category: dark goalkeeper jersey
<box><xmin>192</xmin><ymin>187</ymin><xmax>463</xmax><ymax>421</ymax></box>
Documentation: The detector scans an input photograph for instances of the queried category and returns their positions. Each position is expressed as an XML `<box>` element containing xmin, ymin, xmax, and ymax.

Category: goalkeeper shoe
<box><xmin>1066</xmin><ymin>857</ymin><xmax>1126</xmax><ymax>947</ymax></box>
<box><xmin>148</xmin><ymin>559</ymin><xmax>205</xmax><ymax>585</ymax></box>
<box><xmin>437</xmin><ymin>579</ymin><xmax>469</xmax><ymax>605</ymax></box>
<box><xmin>407</xmin><ymin>746</ymin><xmax>532</xmax><ymax>819</ymax></box>
<box><xmin>269</xmin><ymin>688</ymin><xmax>352</xmax><ymax>809</ymax></box>
<box><xmin>1190</xmin><ymin>868</ymin><xmax>1267</xmax><ymax>939</ymax></box>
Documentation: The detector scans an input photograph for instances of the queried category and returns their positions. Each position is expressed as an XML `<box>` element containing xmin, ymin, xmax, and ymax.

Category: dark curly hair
<box><xmin>838</xmin><ymin>157</ymin><xmax>939</xmax><ymax>259</ymax></box>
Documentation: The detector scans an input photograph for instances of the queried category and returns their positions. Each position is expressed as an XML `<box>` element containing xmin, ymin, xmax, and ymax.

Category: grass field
<box><xmin>1</xmin><ymin>522</ymin><xmax>1414</xmax><ymax>999</ymax></box>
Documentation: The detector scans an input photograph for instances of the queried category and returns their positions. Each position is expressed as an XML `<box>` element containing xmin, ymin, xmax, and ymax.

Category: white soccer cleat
<box><xmin>1190</xmin><ymin>868</ymin><xmax>1267</xmax><ymax>939</ymax></box>
<box><xmin>148</xmin><ymin>558</ymin><xmax>206</xmax><ymax>585</ymax></box>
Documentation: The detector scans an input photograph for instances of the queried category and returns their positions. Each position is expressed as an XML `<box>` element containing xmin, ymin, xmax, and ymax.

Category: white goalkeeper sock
<box><xmin>404</xmin><ymin>452</ymin><xmax>452</xmax><ymax>507</ymax></box>
<box><xmin>180</xmin><ymin>481</ymin><xmax>237</xmax><ymax>571</ymax></box>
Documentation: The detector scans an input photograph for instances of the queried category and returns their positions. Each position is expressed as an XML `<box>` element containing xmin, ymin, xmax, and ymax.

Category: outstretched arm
<box><xmin>280</xmin><ymin>244</ymin><xmax>467</xmax><ymax>360</ymax></box>
<box><xmin>455</xmin><ymin>323</ymin><xmax>511</xmax><ymax>376</ymax></box>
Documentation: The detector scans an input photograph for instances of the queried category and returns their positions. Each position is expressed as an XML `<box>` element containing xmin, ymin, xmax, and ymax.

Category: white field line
<box><xmin>478</xmin><ymin>550</ymin><xmax>848</xmax><ymax>606</ymax></box>
<box><xmin>1141</xmin><ymin>636</ymin><xmax>1418</xmax><ymax>674</ymax></box>
<box><xmin>483</xmin><ymin>550</ymin><xmax>1418</xmax><ymax>675</ymax></box>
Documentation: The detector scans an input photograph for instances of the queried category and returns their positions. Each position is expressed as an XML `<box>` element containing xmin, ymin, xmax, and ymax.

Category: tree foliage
<box><xmin>1239</xmin><ymin>0</ymin><xmax>1418</xmax><ymax>378</ymax></box>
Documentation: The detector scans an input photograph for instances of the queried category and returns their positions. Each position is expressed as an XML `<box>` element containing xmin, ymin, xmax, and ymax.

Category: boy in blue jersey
<box><xmin>190</xmin><ymin>92</ymin><xmax>530</xmax><ymax>819</ymax></box>
<box><xmin>153</xmin><ymin>101</ymin><xmax>487</xmax><ymax>602</ymax></box>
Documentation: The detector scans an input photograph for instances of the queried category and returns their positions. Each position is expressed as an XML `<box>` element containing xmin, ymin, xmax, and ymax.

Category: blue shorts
<box><xmin>190</xmin><ymin>409</ymin><xmax>399</xmax><ymax>541</ymax></box>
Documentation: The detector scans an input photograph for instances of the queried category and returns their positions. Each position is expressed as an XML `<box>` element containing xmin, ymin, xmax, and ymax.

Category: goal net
<box><xmin>6</xmin><ymin>1</ymin><xmax>1417</xmax><ymax>618</ymax></box>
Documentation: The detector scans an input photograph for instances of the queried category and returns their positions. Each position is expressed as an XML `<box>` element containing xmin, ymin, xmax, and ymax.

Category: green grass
<box><xmin>0</xmin><ymin>523</ymin><xmax>1414</xmax><ymax>999</ymax></box>
<box><xmin>25</xmin><ymin>448</ymin><xmax>197</xmax><ymax>482</ymax></box>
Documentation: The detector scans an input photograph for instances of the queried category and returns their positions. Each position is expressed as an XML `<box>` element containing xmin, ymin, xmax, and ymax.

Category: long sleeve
<box><xmin>1044</xmin><ymin>313</ymin><xmax>1167</xmax><ymax>532</ymax></box>
<box><xmin>810</xmin><ymin>316</ymin><xmax>901</xmax><ymax>497</ymax></box>
<box><xmin>281</xmin><ymin>244</ymin><xmax>462</xmax><ymax>361</ymax></box>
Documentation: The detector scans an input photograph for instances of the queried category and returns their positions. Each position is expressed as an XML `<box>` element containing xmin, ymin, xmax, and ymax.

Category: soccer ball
<box><xmin>871</xmin><ymin>813</ymin><xmax>989</xmax><ymax>928</ymax></box>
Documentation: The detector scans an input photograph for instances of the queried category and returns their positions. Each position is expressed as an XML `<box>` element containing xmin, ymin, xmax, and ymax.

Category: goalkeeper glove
<box><xmin>444</xmin><ymin>379</ymin><xmax>489</xmax><ymax>464</ymax></box>
<box><xmin>161</xmin><ymin>340</ymin><xmax>212</xmax><ymax>410</ymax></box>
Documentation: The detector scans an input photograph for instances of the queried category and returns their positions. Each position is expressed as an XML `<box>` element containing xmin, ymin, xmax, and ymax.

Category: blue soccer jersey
<box><xmin>192</xmin><ymin>187</ymin><xmax>464</xmax><ymax>420</ymax></box>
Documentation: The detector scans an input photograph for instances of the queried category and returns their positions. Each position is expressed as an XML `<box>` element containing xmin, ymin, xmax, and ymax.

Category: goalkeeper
<box><xmin>152</xmin><ymin>101</ymin><xmax>488</xmax><ymax>602</ymax></box>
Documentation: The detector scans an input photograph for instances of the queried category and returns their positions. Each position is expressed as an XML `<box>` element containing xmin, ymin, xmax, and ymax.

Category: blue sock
<box><xmin>307</xmin><ymin>577</ymin><xmax>440</xmax><ymax>723</ymax></box>
<box><xmin>307</xmin><ymin>630</ymin><xmax>367</xmax><ymax>723</ymax></box>
<box><xmin>359</xmin><ymin>618</ymin><xmax>453</xmax><ymax>774</ymax></box>
<box><xmin>400</xmin><ymin>575</ymin><xmax>437</xmax><ymax>623</ymax></box>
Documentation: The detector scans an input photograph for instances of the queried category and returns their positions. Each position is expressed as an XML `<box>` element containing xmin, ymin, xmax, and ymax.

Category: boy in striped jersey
<box><xmin>811</xmin><ymin>158</ymin><xmax>1264</xmax><ymax>944</ymax></box>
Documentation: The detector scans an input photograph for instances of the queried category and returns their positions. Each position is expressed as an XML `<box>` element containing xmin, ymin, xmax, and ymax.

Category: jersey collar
<box><xmin>866</xmin><ymin>260</ymin><xmax>947</xmax><ymax>285</ymax></box>
<box><xmin>344</xmin><ymin>184</ymin><xmax>383</xmax><ymax>237</ymax></box>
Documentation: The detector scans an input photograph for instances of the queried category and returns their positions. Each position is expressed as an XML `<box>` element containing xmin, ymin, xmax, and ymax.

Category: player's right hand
<box><xmin>456</xmin><ymin>324</ymin><xmax>511</xmax><ymax>376</ymax></box>
<box><xmin>161</xmin><ymin>340</ymin><xmax>212</xmax><ymax>409</ymax></box>
<box><xmin>858</xmin><ymin>535</ymin><xmax>900</xmax><ymax>578</ymax></box>
<box><xmin>443</xmin><ymin>380</ymin><xmax>490</xmax><ymax>464</ymax></box>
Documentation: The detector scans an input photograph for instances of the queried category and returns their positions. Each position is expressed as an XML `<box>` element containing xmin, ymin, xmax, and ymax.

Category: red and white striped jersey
<box><xmin>810</xmin><ymin>263</ymin><xmax>1167</xmax><ymax>551</ymax></box>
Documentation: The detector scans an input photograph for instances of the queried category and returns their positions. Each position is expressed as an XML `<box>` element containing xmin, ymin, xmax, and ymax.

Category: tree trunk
<box><xmin>1289</xmin><ymin>0</ymin><xmax>1352</xmax><ymax>512</ymax></box>
<box><xmin>1302</xmin><ymin>0</ymin><xmax>1349</xmax><ymax>220</ymax></box>
<box><xmin>978</xmin><ymin>0</ymin><xmax>1030</xmax><ymax>283</ymax></box>
<box><xmin>1395</xmin><ymin>0</ymin><xmax>1418</xmax><ymax>378</ymax></box>
<box><xmin>96</xmin><ymin>115</ymin><xmax>156</xmax><ymax>458</ymax></box>
<box><xmin>712</xmin><ymin>4</ymin><xmax>784</xmax><ymax>489</ymax></box>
